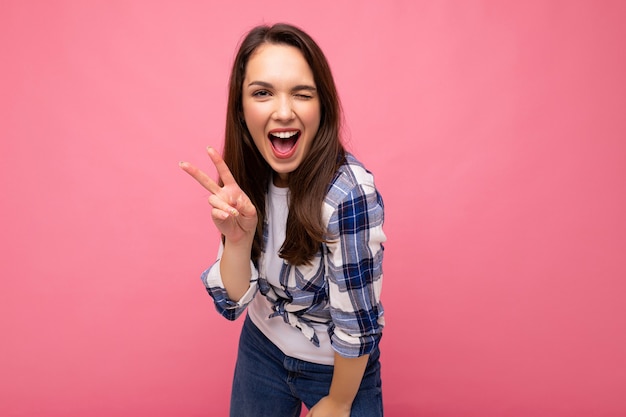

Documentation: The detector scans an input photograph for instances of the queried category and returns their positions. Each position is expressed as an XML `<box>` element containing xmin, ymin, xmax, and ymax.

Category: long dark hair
<box><xmin>222</xmin><ymin>23</ymin><xmax>345</xmax><ymax>266</ymax></box>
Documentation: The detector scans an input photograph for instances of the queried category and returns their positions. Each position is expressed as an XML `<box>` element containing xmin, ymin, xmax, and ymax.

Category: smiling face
<box><xmin>242</xmin><ymin>43</ymin><xmax>321</xmax><ymax>187</ymax></box>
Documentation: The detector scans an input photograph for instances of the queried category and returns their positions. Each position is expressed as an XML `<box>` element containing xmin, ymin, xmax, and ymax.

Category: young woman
<box><xmin>180</xmin><ymin>23</ymin><xmax>386</xmax><ymax>417</ymax></box>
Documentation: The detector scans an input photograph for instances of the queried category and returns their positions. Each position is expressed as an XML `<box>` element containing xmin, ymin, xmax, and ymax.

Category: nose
<box><xmin>272</xmin><ymin>96</ymin><xmax>295</xmax><ymax>121</ymax></box>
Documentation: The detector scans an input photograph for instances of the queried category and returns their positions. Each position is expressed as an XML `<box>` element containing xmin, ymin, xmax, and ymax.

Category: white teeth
<box><xmin>271</xmin><ymin>131</ymin><xmax>298</xmax><ymax>139</ymax></box>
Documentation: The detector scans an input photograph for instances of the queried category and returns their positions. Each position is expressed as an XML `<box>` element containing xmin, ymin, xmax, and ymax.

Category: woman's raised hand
<box><xmin>179</xmin><ymin>147</ymin><xmax>258</xmax><ymax>244</ymax></box>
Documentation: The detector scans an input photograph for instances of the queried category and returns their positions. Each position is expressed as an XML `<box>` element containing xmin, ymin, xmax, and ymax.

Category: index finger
<box><xmin>206</xmin><ymin>147</ymin><xmax>238</xmax><ymax>186</ymax></box>
<box><xmin>179</xmin><ymin>160</ymin><xmax>221</xmax><ymax>195</ymax></box>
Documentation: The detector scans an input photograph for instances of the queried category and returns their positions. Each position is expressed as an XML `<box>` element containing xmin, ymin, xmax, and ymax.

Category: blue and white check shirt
<box><xmin>201</xmin><ymin>153</ymin><xmax>386</xmax><ymax>358</ymax></box>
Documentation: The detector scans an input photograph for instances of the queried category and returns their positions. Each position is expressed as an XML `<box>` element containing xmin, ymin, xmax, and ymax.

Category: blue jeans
<box><xmin>230</xmin><ymin>315</ymin><xmax>383</xmax><ymax>417</ymax></box>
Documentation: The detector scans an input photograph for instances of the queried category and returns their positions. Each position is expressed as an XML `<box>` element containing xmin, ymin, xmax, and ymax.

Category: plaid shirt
<box><xmin>201</xmin><ymin>153</ymin><xmax>386</xmax><ymax>358</ymax></box>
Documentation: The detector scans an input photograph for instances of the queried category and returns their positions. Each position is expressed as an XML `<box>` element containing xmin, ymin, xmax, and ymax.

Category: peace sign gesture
<box><xmin>179</xmin><ymin>147</ymin><xmax>258</xmax><ymax>245</ymax></box>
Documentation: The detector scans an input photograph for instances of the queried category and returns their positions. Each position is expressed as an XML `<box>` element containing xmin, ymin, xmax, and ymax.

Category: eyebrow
<box><xmin>247</xmin><ymin>81</ymin><xmax>317</xmax><ymax>92</ymax></box>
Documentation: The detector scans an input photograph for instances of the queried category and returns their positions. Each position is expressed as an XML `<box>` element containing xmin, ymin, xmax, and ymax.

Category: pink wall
<box><xmin>1</xmin><ymin>1</ymin><xmax>625</xmax><ymax>416</ymax></box>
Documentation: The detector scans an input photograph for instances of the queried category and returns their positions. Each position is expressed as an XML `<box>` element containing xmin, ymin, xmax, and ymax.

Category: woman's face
<box><xmin>242</xmin><ymin>43</ymin><xmax>321</xmax><ymax>187</ymax></box>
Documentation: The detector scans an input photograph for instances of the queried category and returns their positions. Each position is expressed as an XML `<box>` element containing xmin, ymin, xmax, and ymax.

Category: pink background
<box><xmin>2</xmin><ymin>1</ymin><xmax>625</xmax><ymax>416</ymax></box>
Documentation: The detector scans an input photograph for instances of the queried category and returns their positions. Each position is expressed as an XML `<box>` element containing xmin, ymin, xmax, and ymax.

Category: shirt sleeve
<box><xmin>200</xmin><ymin>242</ymin><xmax>259</xmax><ymax>321</ymax></box>
<box><xmin>325</xmin><ymin>181</ymin><xmax>386</xmax><ymax>358</ymax></box>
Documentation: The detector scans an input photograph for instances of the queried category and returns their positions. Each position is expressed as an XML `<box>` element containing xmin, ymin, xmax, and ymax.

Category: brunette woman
<box><xmin>180</xmin><ymin>23</ymin><xmax>385</xmax><ymax>417</ymax></box>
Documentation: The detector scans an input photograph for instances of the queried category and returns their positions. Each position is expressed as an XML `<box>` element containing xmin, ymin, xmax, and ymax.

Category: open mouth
<box><xmin>269</xmin><ymin>130</ymin><xmax>301</xmax><ymax>157</ymax></box>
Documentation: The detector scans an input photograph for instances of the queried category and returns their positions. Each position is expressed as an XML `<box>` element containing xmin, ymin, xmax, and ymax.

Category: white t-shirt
<box><xmin>247</xmin><ymin>182</ymin><xmax>335</xmax><ymax>365</ymax></box>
